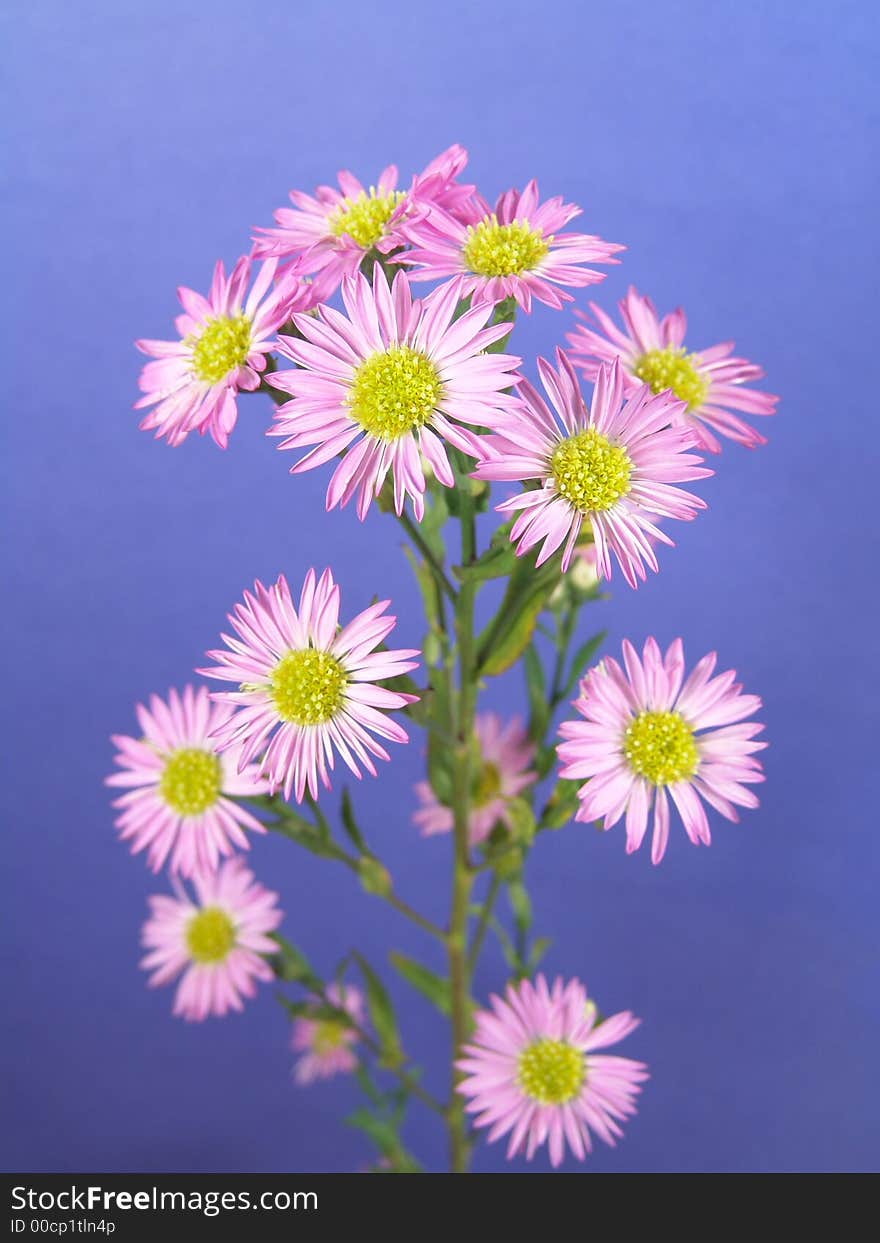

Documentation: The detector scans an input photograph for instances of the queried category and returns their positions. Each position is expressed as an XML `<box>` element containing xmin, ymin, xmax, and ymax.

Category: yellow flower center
<box><xmin>159</xmin><ymin>748</ymin><xmax>222</xmax><ymax>816</ymax></box>
<box><xmin>550</xmin><ymin>428</ymin><xmax>632</xmax><ymax>513</ymax></box>
<box><xmin>623</xmin><ymin>710</ymin><xmax>699</xmax><ymax>785</ymax></box>
<box><xmin>463</xmin><ymin>216</ymin><xmax>550</xmax><ymax>277</ymax></box>
<box><xmin>190</xmin><ymin>314</ymin><xmax>252</xmax><ymax>384</ymax></box>
<box><xmin>518</xmin><ymin>1038</ymin><xmax>585</xmax><ymax>1105</ymax></box>
<box><xmin>328</xmin><ymin>189</ymin><xmax>407</xmax><ymax>250</ymax></box>
<box><xmin>348</xmin><ymin>346</ymin><xmax>443</xmax><ymax>441</ymax></box>
<box><xmin>473</xmin><ymin>762</ymin><xmax>502</xmax><ymax>807</ymax></box>
<box><xmin>313</xmin><ymin>1019</ymin><xmax>349</xmax><ymax>1054</ymax></box>
<box><xmin>269</xmin><ymin>648</ymin><xmax>348</xmax><ymax>726</ymax></box>
<box><xmin>186</xmin><ymin>907</ymin><xmax>236</xmax><ymax>964</ymax></box>
<box><xmin>633</xmin><ymin>348</ymin><xmax>708</xmax><ymax>411</ymax></box>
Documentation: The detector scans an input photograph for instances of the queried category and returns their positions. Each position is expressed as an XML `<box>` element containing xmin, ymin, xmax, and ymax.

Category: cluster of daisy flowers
<box><xmin>119</xmin><ymin>143</ymin><xmax>778</xmax><ymax>1168</ymax></box>
<box><xmin>107</xmin><ymin>567</ymin><xmax>419</xmax><ymax>1065</ymax></box>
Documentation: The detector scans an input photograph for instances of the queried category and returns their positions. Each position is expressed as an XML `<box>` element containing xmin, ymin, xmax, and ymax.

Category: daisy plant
<box><xmin>118</xmin><ymin>146</ymin><xmax>777</xmax><ymax>1173</ymax></box>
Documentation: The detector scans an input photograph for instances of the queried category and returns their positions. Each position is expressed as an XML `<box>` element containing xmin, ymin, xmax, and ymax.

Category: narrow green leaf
<box><xmin>355</xmin><ymin>1064</ymin><xmax>384</xmax><ymax>1106</ymax></box>
<box><xmin>389</xmin><ymin>952</ymin><xmax>451</xmax><ymax>1016</ymax></box>
<box><xmin>508</xmin><ymin>880</ymin><xmax>533</xmax><ymax>933</ymax></box>
<box><xmin>426</xmin><ymin>678</ymin><xmax>454</xmax><ymax>804</ymax></box>
<box><xmin>270</xmin><ymin>935</ymin><xmax>320</xmax><ymax>988</ymax></box>
<box><xmin>524</xmin><ymin>645</ymin><xmax>549</xmax><ymax>740</ymax></box>
<box><xmin>277</xmin><ymin>995</ymin><xmax>353</xmax><ymax>1024</ymax></box>
<box><xmin>402</xmin><ymin>544</ymin><xmax>439</xmax><ymax>622</ymax></box>
<box><xmin>540</xmin><ymin>778</ymin><xmax>583</xmax><ymax>830</ymax></box>
<box><xmin>563</xmin><ymin>630</ymin><xmax>607</xmax><ymax>698</ymax></box>
<box><xmin>457</xmin><ymin>519</ymin><xmax>517</xmax><ymax>582</ymax></box>
<box><xmin>528</xmin><ymin>937</ymin><xmax>553</xmax><ymax>970</ymax></box>
<box><xmin>345</xmin><ymin>1108</ymin><xmax>400</xmax><ymax>1156</ymax></box>
<box><xmin>419</xmin><ymin>488</ymin><xmax>449</xmax><ymax>559</ymax></box>
<box><xmin>480</xmin><ymin>593</ymin><xmax>545</xmax><ymax>676</ymax></box>
<box><xmin>340</xmin><ymin>787</ymin><xmax>367</xmax><ymax>854</ymax></box>
<box><xmin>354</xmin><ymin>952</ymin><xmax>401</xmax><ymax>1061</ymax></box>
<box><xmin>266</xmin><ymin>814</ymin><xmax>336</xmax><ymax>859</ymax></box>
<box><xmin>535</xmin><ymin>743</ymin><xmax>556</xmax><ymax>781</ymax></box>
<box><xmin>488</xmin><ymin>916</ymin><xmax>520</xmax><ymax>971</ymax></box>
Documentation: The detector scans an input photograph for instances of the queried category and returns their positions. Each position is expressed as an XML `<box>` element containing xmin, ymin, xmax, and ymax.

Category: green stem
<box><xmin>447</xmin><ymin>467</ymin><xmax>478</xmax><ymax>1174</ymax></box>
<box><xmin>263</xmin><ymin>796</ymin><xmax>446</xmax><ymax>942</ymax></box>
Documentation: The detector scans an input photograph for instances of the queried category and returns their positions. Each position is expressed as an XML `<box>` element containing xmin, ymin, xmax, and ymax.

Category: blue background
<box><xmin>2</xmin><ymin>0</ymin><xmax>878</xmax><ymax>1173</ymax></box>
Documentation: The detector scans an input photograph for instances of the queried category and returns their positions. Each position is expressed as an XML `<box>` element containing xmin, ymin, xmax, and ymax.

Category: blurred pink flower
<box><xmin>413</xmin><ymin>712</ymin><xmax>536</xmax><ymax>845</ymax></box>
<box><xmin>292</xmin><ymin>983</ymin><xmax>364</xmax><ymax>1085</ymax></box>
<box><xmin>140</xmin><ymin>860</ymin><xmax>282</xmax><ymax>1021</ymax></box>
<box><xmin>457</xmin><ymin>975</ymin><xmax>647</xmax><ymax>1167</ymax></box>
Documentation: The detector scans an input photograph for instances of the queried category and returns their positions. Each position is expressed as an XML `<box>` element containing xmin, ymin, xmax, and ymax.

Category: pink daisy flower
<box><xmin>473</xmin><ymin>351</ymin><xmax>712</xmax><ymax>586</ymax></box>
<box><xmin>402</xmin><ymin>180</ymin><xmax>624</xmax><ymax>312</ymax></box>
<box><xmin>457</xmin><ymin>975</ymin><xmax>648</xmax><ymax>1167</ymax></box>
<box><xmin>252</xmin><ymin>145</ymin><xmax>476</xmax><ymax>291</ymax></box>
<box><xmin>140</xmin><ymin>859</ymin><xmax>282</xmax><ymax>1021</ymax></box>
<box><xmin>291</xmin><ymin>983</ymin><xmax>364</xmax><ymax>1085</ymax></box>
<box><xmin>200</xmin><ymin>569</ymin><xmax>419</xmax><ymax>803</ymax></box>
<box><xmin>557</xmin><ymin>637</ymin><xmax>767</xmax><ymax>864</ymax></box>
<box><xmin>567</xmin><ymin>286</ymin><xmax>779</xmax><ymax>453</ymax></box>
<box><xmin>267</xmin><ymin>269</ymin><xmax>520</xmax><ymax>521</ymax></box>
<box><xmin>106</xmin><ymin>685</ymin><xmax>269</xmax><ymax>878</ymax></box>
<box><xmin>135</xmin><ymin>256</ymin><xmax>319</xmax><ymax>449</ymax></box>
<box><xmin>413</xmin><ymin>713</ymin><xmax>536</xmax><ymax>845</ymax></box>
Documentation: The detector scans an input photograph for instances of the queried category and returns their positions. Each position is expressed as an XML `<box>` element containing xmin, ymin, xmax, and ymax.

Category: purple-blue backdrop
<box><xmin>2</xmin><ymin>0</ymin><xmax>878</xmax><ymax>1173</ymax></box>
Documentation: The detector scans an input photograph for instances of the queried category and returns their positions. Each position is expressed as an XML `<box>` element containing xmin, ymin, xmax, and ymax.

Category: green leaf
<box><xmin>419</xmin><ymin>487</ymin><xmax>449</xmax><ymax>559</ymax></box>
<box><xmin>563</xmin><ymin>630</ymin><xmax>607</xmax><ymax>698</ymax></box>
<box><xmin>270</xmin><ymin>935</ymin><xmax>320</xmax><ymax>988</ymax></box>
<box><xmin>528</xmin><ymin>937</ymin><xmax>553</xmax><ymax>970</ymax></box>
<box><xmin>487</xmin><ymin>916</ymin><xmax>520</xmax><ymax>972</ymax></box>
<box><xmin>426</xmin><ymin>675</ymin><xmax>453</xmax><ymax>804</ymax></box>
<box><xmin>345</xmin><ymin>1108</ymin><xmax>401</xmax><ymax>1157</ymax></box>
<box><xmin>355</xmin><ymin>1064</ymin><xmax>384</xmax><ymax>1106</ymax></box>
<box><xmin>266</xmin><ymin>812</ymin><xmax>337</xmax><ymax>859</ymax></box>
<box><xmin>535</xmin><ymin>743</ymin><xmax>556</xmax><ymax>781</ymax></box>
<box><xmin>404</xmin><ymin>685</ymin><xmax>436</xmax><ymax>727</ymax></box>
<box><xmin>354</xmin><ymin>952</ymin><xmax>401</xmax><ymax>1063</ymax></box>
<box><xmin>339</xmin><ymin>787</ymin><xmax>367</xmax><ymax>854</ymax></box>
<box><xmin>508</xmin><ymin>879</ymin><xmax>533</xmax><ymax>933</ymax></box>
<box><xmin>524</xmin><ymin>645</ymin><xmax>549</xmax><ymax>740</ymax></box>
<box><xmin>402</xmin><ymin>544</ymin><xmax>440</xmax><ymax>622</ymax></box>
<box><xmin>277</xmin><ymin>995</ymin><xmax>354</xmax><ymax>1024</ymax></box>
<box><xmin>480</xmin><ymin>592</ymin><xmax>545</xmax><ymax>676</ymax></box>
<box><xmin>458</xmin><ymin>541</ymin><xmax>518</xmax><ymax>583</ymax></box>
<box><xmin>389</xmin><ymin>952</ymin><xmax>451</xmax><ymax>1016</ymax></box>
<box><xmin>275</xmin><ymin>995</ymin><xmax>315</xmax><ymax>1020</ymax></box>
<box><xmin>540</xmin><ymin>778</ymin><xmax>583</xmax><ymax>830</ymax></box>
<box><xmin>457</xmin><ymin>519</ymin><xmax>517</xmax><ymax>582</ymax></box>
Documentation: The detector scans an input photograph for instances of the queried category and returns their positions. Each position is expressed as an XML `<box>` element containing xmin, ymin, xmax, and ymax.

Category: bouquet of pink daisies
<box><xmin>113</xmin><ymin>145</ymin><xmax>776</xmax><ymax>1172</ymax></box>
